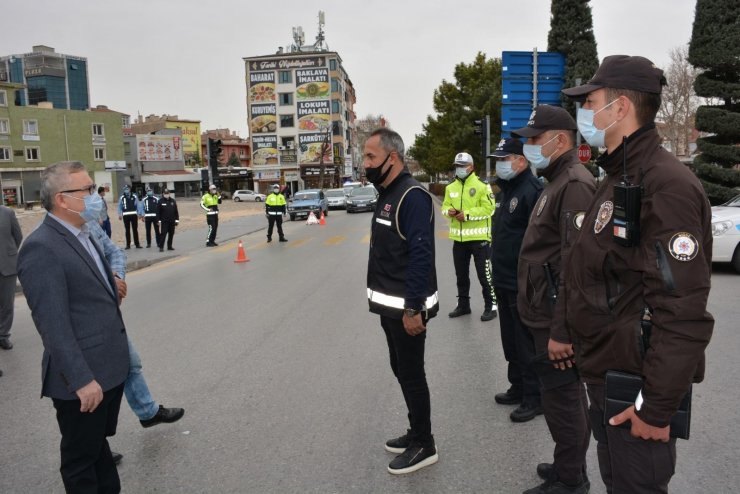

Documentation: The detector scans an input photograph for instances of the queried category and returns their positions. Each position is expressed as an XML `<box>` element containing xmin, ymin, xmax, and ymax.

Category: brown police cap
<box><xmin>562</xmin><ymin>55</ymin><xmax>667</xmax><ymax>100</ymax></box>
<box><xmin>512</xmin><ymin>105</ymin><xmax>577</xmax><ymax>138</ymax></box>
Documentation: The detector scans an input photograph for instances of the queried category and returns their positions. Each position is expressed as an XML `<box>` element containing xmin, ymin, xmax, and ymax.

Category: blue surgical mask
<box><xmin>455</xmin><ymin>166</ymin><xmax>471</xmax><ymax>180</ymax></box>
<box><xmin>147</xmin><ymin>190</ymin><xmax>153</xmax><ymax>197</ymax></box>
<box><xmin>523</xmin><ymin>134</ymin><xmax>560</xmax><ymax>170</ymax></box>
<box><xmin>495</xmin><ymin>161</ymin><xmax>518</xmax><ymax>181</ymax></box>
<box><xmin>577</xmin><ymin>99</ymin><xmax>619</xmax><ymax>148</ymax></box>
<box><xmin>65</xmin><ymin>192</ymin><xmax>103</xmax><ymax>223</ymax></box>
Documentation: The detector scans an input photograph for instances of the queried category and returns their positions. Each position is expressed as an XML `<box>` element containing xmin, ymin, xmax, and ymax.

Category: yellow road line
<box><xmin>361</xmin><ymin>234</ymin><xmax>371</xmax><ymax>244</ymax></box>
<box><xmin>287</xmin><ymin>237</ymin><xmax>312</xmax><ymax>249</ymax></box>
<box><xmin>323</xmin><ymin>235</ymin><xmax>346</xmax><ymax>246</ymax></box>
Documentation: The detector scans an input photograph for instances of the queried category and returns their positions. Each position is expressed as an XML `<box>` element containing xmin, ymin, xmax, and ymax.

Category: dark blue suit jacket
<box><xmin>18</xmin><ymin>214</ymin><xmax>129</xmax><ymax>400</ymax></box>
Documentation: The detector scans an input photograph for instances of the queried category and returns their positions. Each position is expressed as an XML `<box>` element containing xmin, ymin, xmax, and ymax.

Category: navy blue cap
<box><xmin>488</xmin><ymin>137</ymin><xmax>523</xmax><ymax>158</ymax></box>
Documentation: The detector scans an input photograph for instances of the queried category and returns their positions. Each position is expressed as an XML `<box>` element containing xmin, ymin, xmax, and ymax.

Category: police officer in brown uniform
<box><xmin>561</xmin><ymin>55</ymin><xmax>714</xmax><ymax>493</ymax></box>
<box><xmin>513</xmin><ymin>105</ymin><xmax>596</xmax><ymax>494</ymax></box>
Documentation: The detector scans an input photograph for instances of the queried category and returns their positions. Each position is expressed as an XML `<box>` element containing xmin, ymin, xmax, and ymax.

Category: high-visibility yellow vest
<box><xmin>441</xmin><ymin>173</ymin><xmax>494</xmax><ymax>242</ymax></box>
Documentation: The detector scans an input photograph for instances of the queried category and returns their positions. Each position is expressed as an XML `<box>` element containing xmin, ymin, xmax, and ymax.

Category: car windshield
<box><xmin>326</xmin><ymin>190</ymin><xmax>344</xmax><ymax>197</ymax></box>
<box><xmin>350</xmin><ymin>186</ymin><xmax>376</xmax><ymax>197</ymax></box>
<box><xmin>294</xmin><ymin>192</ymin><xmax>318</xmax><ymax>201</ymax></box>
<box><xmin>724</xmin><ymin>195</ymin><xmax>740</xmax><ymax>207</ymax></box>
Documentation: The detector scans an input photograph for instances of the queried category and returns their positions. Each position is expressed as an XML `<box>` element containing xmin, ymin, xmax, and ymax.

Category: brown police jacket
<box><xmin>517</xmin><ymin>148</ymin><xmax>596</xmax><ymax>347</ymax></box>
<box><xmin>565</xmin><ymin>125</ymin><xmax>714</xmax><ymax>428</ymax></box>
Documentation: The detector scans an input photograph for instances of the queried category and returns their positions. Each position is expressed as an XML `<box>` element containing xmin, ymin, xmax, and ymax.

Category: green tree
<box><xmin>227</xmin><ymin>151</ymin><xmax>241</xmax><ymax>167</ymax></box>
<box><xmin>409</xmin><ymin>52</ymin><xmax>502</xmax><ymax>180</ymax></box>
<box><xmin>547</xmin><ymin>0</ymin><xmax>600</xmax><ymax>114</ymax></box>
<box><xmin>688</xmin><ymin>0</ymin><xmax>740</xmax><ymax>204</ymax></box>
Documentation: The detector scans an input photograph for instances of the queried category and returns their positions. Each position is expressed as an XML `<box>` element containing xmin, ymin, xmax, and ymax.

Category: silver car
<box><xmin>326</xmin><ymin>188</ymin><xmax>347</xmax><ymax>210</ymax></box>
<box><xmin>233</xmin><ymin>189</ymin><xmax>266</xmax><ymax>202</ymax></box>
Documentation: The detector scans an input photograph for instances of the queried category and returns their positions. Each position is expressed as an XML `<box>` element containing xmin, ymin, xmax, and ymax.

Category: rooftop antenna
<box><xmin>292</xmin><ymin>26</ymin><xmax>305</xmax><ymax>52</ymax></box>
<box><xmin>315</xmin><ymin>11</ymin><xmax>327</xmax><ymax>51</ymax></box>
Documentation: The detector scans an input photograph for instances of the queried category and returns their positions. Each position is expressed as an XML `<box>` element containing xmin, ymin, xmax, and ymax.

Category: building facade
<box><xmin>0</xmin><ymin>83</ymin><xmax>124</xmax><ymax>206</ymax></box>
<box><xmin>129</xmin><ymin>114</ymin><xmax>202</xmax><ymax>166</ymax></box>
<box><xmin>0</xmin><ymin>45</ymin><xmax>90</xmax><ymax>111</ymax></box>
<box><xmin>243</xmin><ymin>49</ymin><xmax>357</xmax><ymax>194</ymax></box>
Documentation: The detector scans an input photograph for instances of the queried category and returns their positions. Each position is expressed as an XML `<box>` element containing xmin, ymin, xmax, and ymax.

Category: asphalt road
<box><xmin>1</xmin><ymin>208</ymin><xmax>738</xmax><ymax>493</ymax></box>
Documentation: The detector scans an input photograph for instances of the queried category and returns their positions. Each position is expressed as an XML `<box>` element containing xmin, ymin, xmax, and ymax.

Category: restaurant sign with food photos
<box><xmin>295</xmin><ymin>68</ymin><xmax>330</xmax><ymax>100</ymax></box>
<box><xmin>297</xmin><ymin>100</ymin><xmax>331</xmax><ymax>132</ymax></box>
<box><xmin>250</xmin><ymin>103</ymin><xmax>277</xmax><ymax>134</ymax></box>
<box><xmin>136</xmin><ymin>135</ymin><xmax>182</xmax><ymax>162</ymax></box>
<box><xmin>298</xmin><ymin>132</ymin><xmax>333</xmax><ymax>165</ymax></box>
<box><xmin>249</xmin><ymin>71</ymin><xmax>276</xmax><ymax>103</ymax></box>
<box><xmin>251</xmin><ymin>135</ymin><xmax>278</xmax><ymax>166</ymax></box>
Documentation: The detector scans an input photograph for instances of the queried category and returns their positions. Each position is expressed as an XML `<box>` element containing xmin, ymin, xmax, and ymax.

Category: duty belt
<box><xmin>121</xmin><ymin>211</ymin><xmax>138</xmax><ymax>216</ymax></box>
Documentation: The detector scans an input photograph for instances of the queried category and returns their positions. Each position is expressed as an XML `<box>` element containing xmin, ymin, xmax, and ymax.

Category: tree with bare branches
<box><xmin>657</xmin><ymin>46</ymin><xmax>701</xmax><ymax>157</ymax></box>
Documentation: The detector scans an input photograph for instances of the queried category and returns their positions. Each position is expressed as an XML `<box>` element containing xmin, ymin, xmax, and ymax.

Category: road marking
<box><xmin>287</xmin><ymin>237</ymin><xmax>312</xmax><ymax>248</ymax></box>
<box><xmin>131</xmin><ymin>256</ymin><xmax>189</xmax><ymax>275</ymax></box>
<box><xmin>324</xmin><ymin>235</ymin><xmax>346</xmax><ymax>246</ymax></box>
<box><xmin>361</xmin><ymin>234</ymin><xmax>371</xmax><ymax>244</ymax></box>
<box><xmin>436</xmin><ymin>230</ymin><xmax>449</xmax><ymax>239</ymax></box>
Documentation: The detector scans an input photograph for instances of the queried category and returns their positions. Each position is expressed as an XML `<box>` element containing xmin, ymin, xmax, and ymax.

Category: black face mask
<box><xmin>365</xmin><ymin>153</ymin><xmax>392</xmax><ymax>186</ymax></box>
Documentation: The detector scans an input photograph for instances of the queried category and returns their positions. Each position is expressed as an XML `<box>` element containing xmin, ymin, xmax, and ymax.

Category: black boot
<box><xmin>448</xmin><ymin>298</ymin><xmax>471</xmax><ymax>318</ymax></box>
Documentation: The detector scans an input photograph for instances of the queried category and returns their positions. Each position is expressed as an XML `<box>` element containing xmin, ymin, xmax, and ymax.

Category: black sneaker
<box><xmin>494</xmin><ymin>388</ymin><xmax>522</xmax><ymax>405</ymax></box>
<box><xmin>510</xmin><ymin>403</ymin><xmax>544</xmax><ymax>423</ymax></box>
<box><xmin>523</xmin><ymin>478</ymin><xmax>590</xmax><ymax>494</ymax></box>
<box><xmin>448</xmin><ymin>305</ymin><xmax>471</xmax><ymax>318</ymax></box>
<box><xmin>537</xmin><ymin>462</ymin><xmax>554</xmax><ymax>480</ymax></box>
<box><xmin>388</xmin><ymin>444</ymin><xmax>438</xmax><ymax>475</ymax></box>
<box><xmin>480</xmin><ymin>307</ymin><xmax>497</xmax><ymax>321</ymax></box>
<box><xmin>279</xmin><ymin>237</ymin><xmax>288</xmax><ymax>242</ymax></box>
<box><xmin>384</xmin><ymin>431</ymin><xmax>411</xmax><ymax>454</ymax></box>
<box><xmin>111</xmin><ymin>451</ymin><xmax>123</xmax><ymax>465</ymax></box>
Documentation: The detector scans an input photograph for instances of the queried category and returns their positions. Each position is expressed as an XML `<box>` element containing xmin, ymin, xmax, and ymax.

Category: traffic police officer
<box><xmin>157</xmin><ymin>189</ymin><xmax>179</xmax><ymax>251</ymax></box>
<box><xmin>513</xmin><ymin>105</ymin><xmax>596</xmax><ymax>494</ymax></box>
<box><xmin>201</xmin><ymin>184</ymin><xmax>222</xmax><ymax>247</ymax></box>
<box><xmin>142</xmin><ymin>187</ymin><xmax>160</xmax><ymax>248</ymax></box>
<box><xmin>489</xmin><ymin>138</ymin><xmax>544</xmax><ymax>423</ymax></box>
<box><xmin>364</xmin><ymin>128</ymin><xmax>439</xmax><ymax>475</ymax></box>
<box><xmin>442</xmin><ymin>152</ymin><xmax>497</xmax><ymax>321</ymax></box>
<box><xmin>562</xmin><ymin>55</ymin><xmax>714</xmax><ymax>493</ymax></box>
<box><xmin>265</xmin><ymin>184</ymin><xmax>288</xmax><ymax>243</ymax></box>
<box><xmin>117</xmin><ymin>185</ymin><xmax>141</xmax><ymax>249</ymax></box>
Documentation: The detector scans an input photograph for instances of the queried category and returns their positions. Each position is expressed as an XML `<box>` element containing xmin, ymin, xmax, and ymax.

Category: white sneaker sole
<box><xmin>387</xmin><ymin>448</ymin><xmax>439</xmax><ymax>475</ymax></box>
<box><xmin>384</xmin><ymin>444</ymin><xmax>406</xmax><ymax>454</ymax></box>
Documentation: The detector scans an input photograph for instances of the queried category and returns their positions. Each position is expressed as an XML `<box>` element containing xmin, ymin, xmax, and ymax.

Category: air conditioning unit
<box><xmin>277</xmin><ymin>146</ymin><xmax>286</xmax><ymax>151</ymax></box>
<box><xmin>287</xmin><ymin>142</ymin><xmax>295</xmax><ymax>149</ymax></box>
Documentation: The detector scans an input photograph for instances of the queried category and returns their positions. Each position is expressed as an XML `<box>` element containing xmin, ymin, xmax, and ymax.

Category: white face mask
<box><xmin>577</xmin><ymin>99</ymin><xmax>619</xmax><ymax>148</ymax></box>
<box><xmin>495</xmin><ymin>160</ymin><xmax>518</xmax><ymax>181</ymax></box>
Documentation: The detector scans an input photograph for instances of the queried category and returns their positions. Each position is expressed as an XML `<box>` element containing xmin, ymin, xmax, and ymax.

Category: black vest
<box><xmin>143</xmin><ymin>196</ymin><xmax>159</xmax><ymax>217</ymax></box>
<box><xmin>120</xmin><ymin>194</ymin><xmax>138</xmax><ymax>214</ymax></box>
<box><xmin>367</xmin><ymin>172</ymin><xmax>439</xmax><ymax>319</ymax></box>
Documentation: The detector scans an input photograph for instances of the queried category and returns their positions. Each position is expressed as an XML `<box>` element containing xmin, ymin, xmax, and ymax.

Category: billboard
<box><xmin>248</xmin><ymin>71</ymin><xmax>276</xmax><ymax>103</ymax></box>
<box><xmin>298</xmin><ymin>133</ymin><xmax>332</xmax><ymax>164</ymax></box>
<box><xmin>296</xmin><ymin>68</ymin><xmax>330</xmax><ymax>100</ymax></box>
<box><xmin>250</xmin><ymin>103</ymin><xmax>277</xmax><ymax>134</ymax></box>
<box><xmin>165</xmin><ymin>121</ymin><xmax>201</xmax><ymax>159</ymax></box>
<box><xmin>252</xmin><ymin>135</ymin><xmax>278</xmax><ymax>165</ymax></box>
<box><xmin>136</xmin><ymin>135</ymin><xmax>182</xmax><ymax>161</ymax></box>
<box><xmin>297</xmin><ymin>100</ymin><xmax>331</xmax><ymax>132</ymax></box>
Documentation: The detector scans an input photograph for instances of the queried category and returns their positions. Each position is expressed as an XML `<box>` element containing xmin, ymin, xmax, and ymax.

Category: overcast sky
<box><xmin>3</xmin><ymin>0</ymin><xmax>698</xmax><ymax>149</ymax></box>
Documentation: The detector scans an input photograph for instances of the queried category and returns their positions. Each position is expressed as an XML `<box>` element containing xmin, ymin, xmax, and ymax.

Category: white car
<box><xmin>326</xmin><ymin>188</ymin><xmax>347</xmax><ymax>209</ymax></box>
<box><xmin>233</xmin><ymin>189</ymin><xmax>266</xmax><ymax>202</ymax></box>
<box><xmin>711</xmin><ymin>193</ymin><xmax>740</xmax><ymax>273</ymax></box>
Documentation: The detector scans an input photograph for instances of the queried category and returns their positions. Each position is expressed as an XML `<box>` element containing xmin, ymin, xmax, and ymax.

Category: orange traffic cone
<box><xmin>319</xmin><ymin>211</ymin><xmax>326</xmax><ymax>226</ymax></box>
<box><xmin>234</xmin><ymin>240</ymin><xmax>250</xmax><ymax>263</ymax></box>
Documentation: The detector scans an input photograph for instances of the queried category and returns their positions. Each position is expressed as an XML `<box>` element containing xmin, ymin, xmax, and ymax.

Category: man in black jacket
<box><xmin>157</xmin><ymin>189</ymin><xmax>179</xmax><ymax>252</ymax></box>
<box><xmin>489</xmin><ymin>138</ymin><xmax>544</xmax><ymax>423</ymax></box>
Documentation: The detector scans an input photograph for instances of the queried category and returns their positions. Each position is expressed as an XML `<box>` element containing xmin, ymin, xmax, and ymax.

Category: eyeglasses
<box><xmin>60</xmin><ymin>184</ymin><xmax>96</xmax><ymax>195</ymax></box>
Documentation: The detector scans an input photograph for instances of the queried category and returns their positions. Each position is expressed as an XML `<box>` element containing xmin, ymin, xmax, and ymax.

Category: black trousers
<box><xmin>587</xmin><ymin>384</ymin><xmax>676</xmax><ymax>494</ymax></box>
<box><xmin>494</xmin><ymin>287</ymin><xmax>540</xmax><ymax>405</ymax></box>
<box><xmin>530</xmin><ymin>327</ymin><xmax>590</xmax><ymax>485</ymax></box>
<box><xmin>452</xmin><ymin>241</ymin><xmax>496</xmax><ymax>308</ymax></box>
<box><xmin>267</xmin><ymin>215</ymin><xmax>284</xmax><ymax>239</ymax></box>
<box><xmin>122</xmin><ymin>215</ymin><xmax>139</xmax><ymax>247</ymax></box>
<box><xmin>380</xmin><ymin>315</ymin><xmax>433</xmax><ymax>447</ymax></box>
<box><xmin>159</xmin><ymin>221</ymin><xmax>175</xmax><ymax>248</ymax></box>
<box><xmin>144</xmin><ymin>217</ymin><xmax>160</xmax><ymax>247</ymax></box>
<box><xmin>52</xmin><ymin>384</ymin><xmax>124</xmax><ymax>494</ymax></box>
<box><xmin>206</xmin><ymin>214</ymin><xmax>218</xmax><ymax>244</ymax></box>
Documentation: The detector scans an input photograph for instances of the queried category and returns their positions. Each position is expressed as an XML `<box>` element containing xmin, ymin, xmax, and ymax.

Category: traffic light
<box><xmin>473</xmin><ymin>118</ymin><xmax>488</xmax><ymax>157</ymax></box>
<box><xmin>208</xmin><ymin>138</ymin><xmax>222</xmax><ymax>180</ymax></box>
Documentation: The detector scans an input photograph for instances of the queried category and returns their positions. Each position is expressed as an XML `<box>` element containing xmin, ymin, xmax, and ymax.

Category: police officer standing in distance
<box><xmin>364</xmin><ymin>128</ymin><xmax>439</xmax><ymax>475</ymax></box>
<box><xmin>562</xmin><ymin>55</ymin><xmax>714</xmax><ymax>493</ymax></box>
<box><xmin>265</xmin><ymin>184</ymin><xmax>287</xmax><ymax>243</ymax></box>
<box><xmin>489</xmin><ymin>138</ymin><xmax>544</xmax><ymax>423</ymax></box>
<box><xmin>141</xmin><ymin>187</ymin><xmax>160</xmax><ymax>248</ymax></box>
<box><xmin>513</xmin><ymin>105</ymin><xmax>596</xmax><ymax>494</ymax></box>
<box><xmin>442</xmin><ymin>152</ymin><xmax>497</xmax><ymax>321</ymax></box>
<box><xmin>157</xmin><ymin>189</ymin><xmax>179</xmax><ymax>252</ymax></box>
<box><xmin>118</xmin><ymin>185</ymin><xmax>142</xmax><ymax>249</ymax></box>
<box><xmin>201</xmin><ymin>184</ymin><xmax>222</xmax><ymax>247</ymax></box>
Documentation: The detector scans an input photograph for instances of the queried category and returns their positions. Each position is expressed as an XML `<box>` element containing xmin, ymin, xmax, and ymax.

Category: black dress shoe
<box><xmin>140</xmin><ymin>405</ymin><xmax>185</xmax><ymax>428</ymax></box>
<box><xmin>279</xmin><ymin>237</ymin><xmax>288</xmax><ymax>242</ymax></box>
<box><xmin>510</xmin><ymin>403</ymin><xmax>543</xmax><ymax>423</ymax></box>
<box><xmin>206</xmin><ymin>242</ymin><xmax>216</xmax><ymax>247</ymax></box>
<box><xmin>480</xmin><ymin>308</ymin><xmax>497</xmax><ymax>321</ymax></box>
<box><xmin>125</xmin><ymin>246</ymin><xmax>131</xmax><ymax>250</ymax></box>
<box><xmin>159</xmin><ymin>248</ymin><xmax>164</xmax><ymax>252</ymax></box>
<box><xmin>0</xmin><ymin>339</ymin><xmax>13</xmax><ymax>350</ymax></box>
<box><xmin>167</xmin><ymin>247</ymin><xmax>175</xmax><ymax>251</ymax></box>
<box><xmin>494</xmin><ymin>388</ymin><xmax>522</xmax><ymax>405</ymax></box>
<box><xmin>267</xmin><ymin>237</ymin><xmax>272</xmax><ymax>243</ymax></box>
<box><xmin>448</xmin><ymin>305</ymin><xmax>471</xmax><ymax>318</ymax></box>
<box><xmin>537</xmin><ymin>463</ymin><xmax>554</xmax><ymax>480</ymax></box>
<box><xmin>135</xmin><ymin>245</ymin><xmax>143</xmax><ymax>249</ymax></box>
<box><xmin>146</xmin><ymin>244</ymin><xmax>151</xmax><ymax>248</ymax></box>
<box><xmin>111</xmin><ymin>452</ymin><xmax>123</xmax><ymax>465</ymax></box>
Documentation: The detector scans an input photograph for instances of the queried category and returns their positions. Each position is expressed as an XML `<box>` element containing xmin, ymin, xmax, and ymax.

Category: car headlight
<box><xmin>712</xmin><ymin>220</ymin><xmax>733</xmax><ymax>236</ymax></box>
<box><xmin>347</xmin><ymin>200</ymin><xmax>354</xmax><ymax>205</ymax></box>
<box><xmin>370</xmin><ymin>199</ymin><xmax>377</xmax><ymax>204</ymax></box>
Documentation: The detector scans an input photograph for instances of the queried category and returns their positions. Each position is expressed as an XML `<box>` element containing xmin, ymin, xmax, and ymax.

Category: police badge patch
<box><xmin>668</xmin><ymin>232</ymin><xmax>699</xmax><ymax>261</ymax></box>
<box><xmin>573</xmin><ymin>212</ymin><xmax>585</xmax><ymax>230</ymax></box>
<box><xmin>509</xmin><ymin>197</ymin><xmax>518</xmax><ymax>213</ymax></box>
<box><xmin>469</xmin><ymin>187</ymin><xmax>476</xmax><ymax>197</ymax></box>
<box><xmin>536</xmin><ymin>195</ymin><xmax>547</xmax><ymax>216</ymax></box>
<box><xmin>594</xmin><ymin>201</ymin><xmax>613</xmax><ymax>234</ymax></box>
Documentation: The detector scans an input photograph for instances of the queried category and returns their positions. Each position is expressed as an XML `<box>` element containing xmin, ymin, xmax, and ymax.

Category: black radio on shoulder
<box><xmin>612</xmin><ymin>136</ymin><xmax>642</xmax><ymax>247</ymax></box>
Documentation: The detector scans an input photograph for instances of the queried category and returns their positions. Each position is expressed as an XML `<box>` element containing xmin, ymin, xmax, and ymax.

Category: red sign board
<box><xmin>578</xmin><ymin>144</ymin><xmax>592</xmax><ymax>163</ymax></box>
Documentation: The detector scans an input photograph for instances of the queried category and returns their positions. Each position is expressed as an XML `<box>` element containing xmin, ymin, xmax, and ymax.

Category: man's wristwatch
<box><xmin>403</xmin><ymin>307</ymin><xmax>421</xmax><ymax>318</ymax></box>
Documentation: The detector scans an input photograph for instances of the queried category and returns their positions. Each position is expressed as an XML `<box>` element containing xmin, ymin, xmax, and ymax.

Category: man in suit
<box><xmin>0</xmin><ymin>204</ymin><xmax>22</xmax><ymax>352</ymax></box>
<box><xmin>18</xmin><ymin>161</ymin><xmax>130</xmax><ymax>494</ymax></box>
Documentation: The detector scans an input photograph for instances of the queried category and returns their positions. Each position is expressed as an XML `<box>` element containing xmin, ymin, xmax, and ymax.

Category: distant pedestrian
<box><xmin>98</xmin><ymin>186</ymin><xmax>112</xmax><ymax>238</ymax></box>
<box><xmin>201</xmin><ymin>184</ymin><xmax>222</xmax><ymax>247</ymax></box>
<box><xmin>0</xmin><ymin>204</ymin><xmax>22</xmax><ymax>351</ymax></box>
<box><xmin>141</xmin><ymin>187</ymin><xmax>160</xmax><ymax>248</ymax></box>
<box><xmin>157</xmin><ymin>189</ymin><xmax>179</xmax><ymax>252</ymax></box>
<box><xmin>265</xmin><ymin>184</ymin><xmax>287</xmax><ymax>243</ymax></box>
<box><xmin>118</xmin><ymin>185</ymin><xmax>142</xmax><ymax>249</ymax></box>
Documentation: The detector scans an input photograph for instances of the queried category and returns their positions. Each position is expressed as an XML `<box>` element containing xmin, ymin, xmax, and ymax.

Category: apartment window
<box><xmin>0</xmin><ymin>118</ymin><xmax>9</xmax><ymax>134</ymax></box>
<box><xmin>25</xmin><ymin>146</ymin><xmax>40</xmax><ymax>161</ymax></box>
<box><xmin>92</xmin><ymin>123</ymin><xmax>105</xmax><ymax>136</ymax></box>
<box><xmin>332</xmin><ymin>99</ymin><xmax>340</xmax><ymax>114</ymax></box>
<box><xmin>0</xmin><ymin>147</ymin><xmax>11</xmax><ymax>161</ymax></box>
<box><xmin>94</xmin><ymin>146</ymin><xmax>106</xmax><ymax>161</ymax></box>
<box><xmin>0</xmin><ymin>90</ymin><xmax>7</xmax><ymax>107</ymax></box>
<box><xmin>332</xmin><ymin>121</ymin><xmax>342</xmax><ymax>137</ymax></box>
<box><xmin>278</xmin><ymin>70</ymin><xmax>292</xmax><ymax>83</ymax></box>
<box><xmin>23</xmin><ymin>119</ymin><xmax>39</xmax><ymax>135</ymax></box>
<box><xmin>280</xmin><ymin>114</ymin><xmax>294</xmax><ymax>128</ymax></box>
<box><xmin>330</xmin><ymin>59</ymin><xmax>337</xmax><ymax>71</ymax></box>
<box><xmin>279</xmin><ymin>92</ymin><xmax>293</xmax><ymax>105</ymax></box>
<box><xmin>331</xmin><ymin>79</ymin><xmax>339</xmax><ymax>92</ymax></box>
